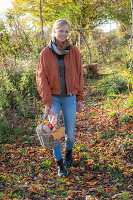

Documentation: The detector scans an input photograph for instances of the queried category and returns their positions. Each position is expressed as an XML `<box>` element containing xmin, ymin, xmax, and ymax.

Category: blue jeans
<box><xmin>50</xmin><ymin>95</ymin><xmax>76</xmax><ymax>161</ymax></box>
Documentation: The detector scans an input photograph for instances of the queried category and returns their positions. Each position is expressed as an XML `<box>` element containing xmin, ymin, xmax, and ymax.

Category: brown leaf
<box><xmin>28</xmin><ymin>189</ymin><xmax>38</xmax><ymax>193</ymax></box>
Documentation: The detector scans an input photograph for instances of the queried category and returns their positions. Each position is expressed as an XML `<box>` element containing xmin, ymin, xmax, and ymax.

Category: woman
<box><xmin>36</xmin><ymin>19</ymin><xmax>84</xmax><ymax>178</ymax></box>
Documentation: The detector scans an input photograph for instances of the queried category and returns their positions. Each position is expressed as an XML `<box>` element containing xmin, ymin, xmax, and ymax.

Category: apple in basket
<box><xmin>47</xmin><ymin>123</ymin><xmax>54</xmax><ymax>130</ymax></box>
<box><xmin>43</xmin><ymin>122</ymin><xmax>54</xmax><ymax>133</ymax></box>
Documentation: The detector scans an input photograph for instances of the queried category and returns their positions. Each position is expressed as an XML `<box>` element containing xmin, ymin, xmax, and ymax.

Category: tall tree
<box><xmin>10</xmin><ymin>0</ymin><xmax>132</xmax><ymax>30</ymax></box>
<box><xmin>131</xmin><ymin>0</ymin><xmax>133</xmax><ymax>49</ymax></box>
<box><xmin>39</xmin><ymin>0</ymin><xmax>44</xmax><ymax>40</ymax></box>
<box><xmin>103</xmin><ymin>0</ymin><xmax>132</xmax><ymax>26</ymax></box>
<box><xmin>10</xmin><ymin>0</ymin><xmax>132</xmax><ymax>59</ymax></box>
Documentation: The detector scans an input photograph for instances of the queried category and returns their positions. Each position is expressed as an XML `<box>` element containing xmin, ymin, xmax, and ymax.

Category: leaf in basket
<box><xmin>43</xmin><ymin>120</ymin><xmax>48</xmax><ymax>125</ymax></box>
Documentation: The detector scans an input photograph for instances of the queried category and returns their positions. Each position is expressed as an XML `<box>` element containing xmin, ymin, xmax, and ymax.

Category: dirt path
<box><xmin>1</xmin><ymin>81</ymin><xmax>133</xmax><ymax>199</ymax></box>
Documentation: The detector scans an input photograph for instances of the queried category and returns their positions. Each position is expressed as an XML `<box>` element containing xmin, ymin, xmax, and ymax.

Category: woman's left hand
<box><xmin>76</xmin><ymin>101</ymin><xmax>83</xmax><ymax>112</ymax></box>
<box><xmin>45</xmin><ymin>106</ymin><xmax>52</xmax><ymax>115</ymax></box>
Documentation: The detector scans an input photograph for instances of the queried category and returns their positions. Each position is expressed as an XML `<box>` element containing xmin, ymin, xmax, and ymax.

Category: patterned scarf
<box><xmin>49</xmin><ymin>38</ymin><xmax>71</xmax><ymax>55</ymax></box>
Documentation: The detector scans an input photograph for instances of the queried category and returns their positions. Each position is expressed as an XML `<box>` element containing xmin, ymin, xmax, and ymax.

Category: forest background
<box><xmin>0</xmin><ymin>0</ymin><xmax>133</xmax><ymax>199</ymax></box>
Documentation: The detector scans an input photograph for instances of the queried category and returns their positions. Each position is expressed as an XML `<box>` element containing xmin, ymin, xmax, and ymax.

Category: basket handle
<box><xmin>41</xmin><ymin>112</ymin><xmax>48</xmax><ymax>131</ymax></box>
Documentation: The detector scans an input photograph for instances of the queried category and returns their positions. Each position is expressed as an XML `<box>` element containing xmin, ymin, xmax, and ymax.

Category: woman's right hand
<box><xmin>45</xmin><ymin>106</ymin><xmax>52</xmax><ymax>115</ymax></box>
<box><xmin>76</xmin><ymin>101</ymin><xmax>83</xmax><ymax>112</ymax></box>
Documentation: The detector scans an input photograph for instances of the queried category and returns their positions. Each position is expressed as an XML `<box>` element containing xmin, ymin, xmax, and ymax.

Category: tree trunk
<box><xmin>98</xmin><ymin>45</ymin><xmax>106</xmax><ymax>63</ymax></box>
<box><xmin>81</xmin><ymin>33</ymin><xmax>92</xmax><ymax>64</ymax></box>
<box><xmin>39</xmin><ymin>0</ymin><xmax>44</xmax><ymax>40</ymax></box>
<box><xmin>131</xmin><ymin>0</ymin><xmax>133</xmax><ymax>49</ymax></box>
<box><xmin>78</xmin><ymin>33</ymin><xmax>81</xmax><ymax>50</ymax></box>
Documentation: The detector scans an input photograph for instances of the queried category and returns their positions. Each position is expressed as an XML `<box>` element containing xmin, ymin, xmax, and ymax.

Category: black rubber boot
<box><xmin>65</xmin><ymin>149</ymin><xmax>73</xmax><ymax>168</ymax></box>
<box><xmin>56</xmin><ymin>158</ymin><xmax>66</xmax><ymax>178</ymax></box>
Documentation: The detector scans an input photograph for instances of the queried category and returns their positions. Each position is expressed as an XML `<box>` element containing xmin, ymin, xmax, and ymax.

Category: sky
<box><xmin>0</xmin><ymin>0</ymin><xmax>118</xmax><ymax>33</ymax></box>
<box><xmin>97</xmin><ymin>21</ymin><xmax>119</xmax><ymax>33</ymax></box>
<box><xmin>0</xmin><ymin>0</ymin><xmax>13</xmax><ymax>13</ymax></box>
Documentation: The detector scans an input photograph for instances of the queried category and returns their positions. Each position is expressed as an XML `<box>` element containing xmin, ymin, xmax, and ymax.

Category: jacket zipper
<box><xmin>56</xmin><ymin>55</ymin><xmax>61</xmax><ymax>95</ymax></box>
<box><xmin>67</xmin><ymin>55</ymin><xmax>72</xmax><ymax>96</ymax></box>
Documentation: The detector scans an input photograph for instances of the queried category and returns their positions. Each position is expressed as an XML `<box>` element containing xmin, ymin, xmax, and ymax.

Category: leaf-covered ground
<box><xmin>1</xmin><ymin>74</ymin><xmax>133</xmax><ymax>200</ymax></box>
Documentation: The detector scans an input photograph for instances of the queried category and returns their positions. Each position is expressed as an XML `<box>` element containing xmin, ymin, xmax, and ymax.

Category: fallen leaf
<box><xmin>28</xmin><ymin>189</ymin><xmax>38</xmax><ymax>193</ymax></box>
<box><xmin>86</xmin><ymin>195</ymin><xmax>98</xmax><ymax>200</ymax></box>
<box><xmin>86</xmin><ymin>181</ymin><xmax>97</xmax><ymax>186</ymax></box>
<box><xmin>106</xmin><ymin>187</ymin><xmax>111</xmax><ymax>193</ymax></box>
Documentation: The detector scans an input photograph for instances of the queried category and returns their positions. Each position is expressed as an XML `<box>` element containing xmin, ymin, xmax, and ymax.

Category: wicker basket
<box><xmin>36</xmin><ymin>113</ymin><xmax>65</xmax><ymax>148</ymax></box>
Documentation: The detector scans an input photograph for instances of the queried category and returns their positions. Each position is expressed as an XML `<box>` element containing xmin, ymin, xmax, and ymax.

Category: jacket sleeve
<box><xmin>36</xmin><ymin>52</ymin><xmax>53</xmax><ymax>107</ymax></box>
<box><xmin>76</xmin><ymin>49</ymin><xmax>84</xmax><ymax>102</ymax></box>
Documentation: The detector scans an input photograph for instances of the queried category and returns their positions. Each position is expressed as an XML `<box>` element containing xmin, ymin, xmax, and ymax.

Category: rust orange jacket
<box><xmin>36</xmin><ymin>45</ymin><xmax>84</xmax><ymax>107</ymax></box>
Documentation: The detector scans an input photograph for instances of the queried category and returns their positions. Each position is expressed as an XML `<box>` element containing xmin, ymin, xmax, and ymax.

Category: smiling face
<box><xmin>53</xmin><ymin>24</ymin><xmax>70</xmax><ymax>42</ymax></box>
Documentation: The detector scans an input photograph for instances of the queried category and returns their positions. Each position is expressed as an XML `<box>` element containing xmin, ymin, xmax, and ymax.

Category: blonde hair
<box><xmin>53</xmin><ymin>19</ymin><xmax>70</xmax><ymax>29</ymax></box>
<box><xmin>52</xmin><ymin>19</ymin><xmax>70</xmax><ymax>37</ymax></box>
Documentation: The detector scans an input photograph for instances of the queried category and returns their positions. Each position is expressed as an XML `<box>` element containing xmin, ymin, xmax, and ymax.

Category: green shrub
<box><xmin>40</xmin><ymin>160</ymin><xmax>52</xmax><ymax>169</ymax></box>
<box><xmin>126</xmin><ymin>93</ymin><xmax>133</xmax><ymax>108</ymax></box>
<box><xmin>0</xmin><ymin>71</ymin><xmax>24</xmax><ymax>114</ymax></box>
<box><xmin>120</xmin><ymin>114</ymin><xmax>131</xmax><ymax>123</ymax></box>
<box><xmin>0</xmin><ymin>119</ymin><xmax>12</xmax><ymax>142</ymax></box>
<box><xmin>100</xmin><ymin>130</ymin><xmax>115</xmax><ymax>139</ymax></box>
<box><xmin>0</xmin><ymin>56</ymin><xmax>39</xmax><ymax>116</ymax></box>
<box><xmin>95</xmin><ymin>74</ymin><xmax>132</xmax><ymax>96</ymax></box>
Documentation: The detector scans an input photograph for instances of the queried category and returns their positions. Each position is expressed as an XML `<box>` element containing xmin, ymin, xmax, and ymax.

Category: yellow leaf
<box><xmin>66</xmin><ymin>181</ymin><xmax>71</xmax><ymax>185</ymax></box>
<box><xmin>39</xmin><ymin>148</ymin><xmax>46</xmax><ymax>151</ymax></box>
<box><xmin>86</xmin><ymin>181</ymin><xmax>97</xmax><ymax>186</ymax></box>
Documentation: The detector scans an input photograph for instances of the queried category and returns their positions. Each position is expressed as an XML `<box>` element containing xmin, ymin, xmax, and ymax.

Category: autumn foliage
<box><xmin>0</xmin><ymin>0</ymin><xmax>133</xmax><ymax>199</ymax></box>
